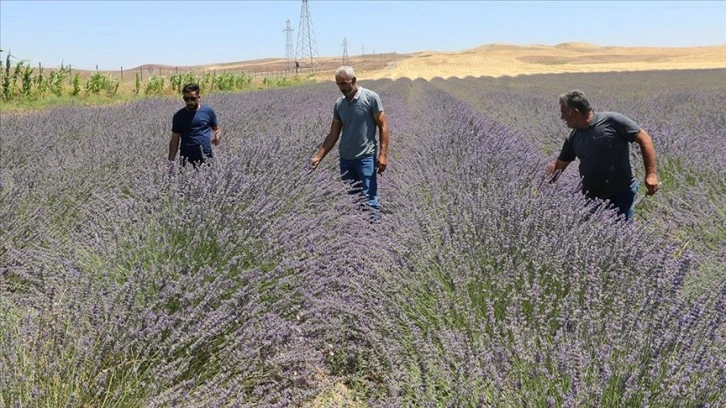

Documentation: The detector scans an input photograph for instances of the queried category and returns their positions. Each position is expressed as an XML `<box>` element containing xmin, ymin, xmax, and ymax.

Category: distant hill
<box><xmin>101</xmin><ymin>43</ymin><xmax>726</xmax><ymax>81</ymax></box>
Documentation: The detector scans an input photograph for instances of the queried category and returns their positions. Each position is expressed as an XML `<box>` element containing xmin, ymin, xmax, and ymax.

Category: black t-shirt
<box><xmin>558</xmin><ymin>112</ymin><xmax>641</xmax><ymax>198</ymax></box>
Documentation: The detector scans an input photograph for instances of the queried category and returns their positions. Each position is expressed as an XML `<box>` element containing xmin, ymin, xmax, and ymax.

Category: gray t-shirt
<box><xmin>558</xmin><ymin>111</ymin><xmax>641</xmax><ymax>199</ymax></box>
<box><xmin>333</xmin><ymin>87</ymin><xmax>383</xmax><ymax>160</ymax></box>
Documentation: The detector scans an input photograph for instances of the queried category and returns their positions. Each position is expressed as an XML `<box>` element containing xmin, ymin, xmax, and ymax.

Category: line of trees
<box><xmin>0</xmin><ymin>51</ymin><xmax>304</xmax><ymax>103</ymax></box>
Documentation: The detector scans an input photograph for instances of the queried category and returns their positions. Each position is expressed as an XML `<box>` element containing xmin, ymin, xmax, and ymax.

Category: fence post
<box><xmin>139</xmin><ymin>66</ymin><xmax>143</xmax><ymax>82</ymax></box>
<box><xmin>121</xmin><ymin>66</ymin><xmax>123</xmax><ymax>81</ymax></box>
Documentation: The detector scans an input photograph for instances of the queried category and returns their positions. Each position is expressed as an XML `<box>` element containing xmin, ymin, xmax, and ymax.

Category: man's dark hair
<box><xmin>559</xmin><ymin>90</ymin><xmax>592</xmax><ymax>113</ymax></box>
<box><xmin>182</xmin><ymin>83</ymin><xmax>200</xmax><ymax>94</ymax></box>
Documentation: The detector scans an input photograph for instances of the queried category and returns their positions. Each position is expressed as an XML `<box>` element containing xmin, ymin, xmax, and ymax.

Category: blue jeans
<box><xmin>340</xmin><ymin>156</ymin><xmax>380</xmax><ymax>209</ymax></box>
<box><xmin>603</xmin><ymin>181</ymin><xmax>639</xmax><ymax>221</ymax></box>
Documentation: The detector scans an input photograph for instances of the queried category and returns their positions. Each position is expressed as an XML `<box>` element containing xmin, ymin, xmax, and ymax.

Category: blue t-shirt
<box><xmin>172</xmin><ymin>105</ymin><xmax>218</xmax><ymax>154</ymax></box>
<box><xmin>557</xmin><ymin>111</ymin><xmax>641</xmax><ymax>199</ymax></box>
<box><xmin>333</xmin><ymin>87</ymin><xmax>383</xmax><ymax>160</ymax></box>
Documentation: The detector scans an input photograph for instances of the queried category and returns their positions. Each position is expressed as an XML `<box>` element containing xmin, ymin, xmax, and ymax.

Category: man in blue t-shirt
<box><xmin>546</xmin><ymin>90</ymin><xmax>659</xmax><ymax>221</ymax></box>
<box><xmin>310</xmin><ymin>66</ymin><xmax>390</xmax><ymax>221</ymax></box>
<box><xmin>168</xmin><ymin>83</ymin><xmax>221</xmax><ymax>167</ymax></box>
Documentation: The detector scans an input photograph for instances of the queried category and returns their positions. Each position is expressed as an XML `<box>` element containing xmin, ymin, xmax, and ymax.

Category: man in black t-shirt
<box><xmin>546</xmin><ymin>90</ymin><xmax>659</xmax><ymax>221</ymax></box>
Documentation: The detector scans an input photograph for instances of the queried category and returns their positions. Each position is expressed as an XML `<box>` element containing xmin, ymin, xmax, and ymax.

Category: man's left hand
<box><xmin>645</xmin><ymin>174</ymin><xmax>659</xmax><ymax>195</ymax></box>
<box><xmin>377</xmin><ymin>155</ymin><xmax>388</xmax><ymax>174</ymax></box>
<box><xmin>167</xmin><ymin>159</ymin><xmax>177</xmax><ymax>175</ymax></box>
<box><xmin>212</xmin><ymin>130</ymin><xmax>221</xmax><ymax>146</ymax></box>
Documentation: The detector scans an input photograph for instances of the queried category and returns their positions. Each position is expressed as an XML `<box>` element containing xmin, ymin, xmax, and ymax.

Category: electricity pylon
<box><xmin>342</xmin><ymin>37</ymin><xmax>349</xmax><ymax>65</ymax></box>
<box><xmin>283</xmin><ymin>19</ymin><xmax>295</xmax><ymax>72</ymax></box>
<box><xmin>295</xmin><ymin>0</ymin><xmax>319</xmax><ymax>71</ymax></box>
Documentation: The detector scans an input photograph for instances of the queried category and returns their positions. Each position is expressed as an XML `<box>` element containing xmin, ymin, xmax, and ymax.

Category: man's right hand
<box><xmin>545</xmin><ymin>159</ymin><xmax>569</xmax><ymax>183</ymax></box>
<box><xmin>545</xmin><ymin>160</ymin><xmax>557</xmax><ymax>176</ymax></box>
<box><xmin>310</xmin><ymin>156</ymin><xmax>321</xmax><ymax>171</ymax></box>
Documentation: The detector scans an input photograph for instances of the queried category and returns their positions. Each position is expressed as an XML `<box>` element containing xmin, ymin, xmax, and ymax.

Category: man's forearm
<box><xmin>641</xmin><ymin>141</ymin><xmax>656</xmax><ymax>176</ymax></box>
<box><xmin>168</xmin><ymin>140</ymin><xmax>179</xmax><ymax>161</ymax></box>
<box><xmin>379</xmin><ymin>126</ymin><xmax>389</xmax><ymax>156</ymax></box>
<box><xmin>316</xmin><ymin>133</ymin><xmax>339</xmax><ymax>159</ymax></box>
<box><xmin>636</xmin><ymin>131</ymin><xmax>657</xmax><ymax>176</ymax></box>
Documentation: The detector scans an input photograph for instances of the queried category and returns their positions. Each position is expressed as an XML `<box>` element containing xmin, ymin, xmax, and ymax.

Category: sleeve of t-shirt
<box><xmin>610</xmin><ymin>112</ymin><xmax>641</xmax><ymax>142</ymax></box>
<box><xmin>333</xmin><ymin>100</ymin><xmax>341</xmax><ymax>122</ymax></box>
<box><xmin>209</xmin><ymin>108</ymin><xmax>219</xmax><ymax>128</ymax></box>
<box><xmin>171</xmin><ymin>111</ymin><xmax>180</xmax><ymax>133</ymax></box>
<box><xmin>370</xmin><ymin>93</ymin><xmax>383</xmax><ymax>114</ymax></box>
<box><xmin>557</xmin><ymin>132</ymin><xmax>576</xmax><ymax>162</ymax></box>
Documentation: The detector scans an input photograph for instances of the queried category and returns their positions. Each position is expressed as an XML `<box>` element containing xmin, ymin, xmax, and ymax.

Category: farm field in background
<box><xmin>0</xmin><ymin>50</ymin><xmax>316</xmax><ymax>112</ymax></box>
<box><xmin>4</xmin><ymin>43</ymin><xmax>726</xmax><ymax>112</ymax></box>
<box><xmin>1</xmin><ymin>69</ymin><xmax>724</xmax><ymax>406</ymax></box>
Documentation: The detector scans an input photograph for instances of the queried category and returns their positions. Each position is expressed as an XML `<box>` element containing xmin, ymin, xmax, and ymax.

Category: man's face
<box><xmin>183</xmin><ymin>91</ymin><xmax>200</xmax><ymax>110</ymax></box>
<box><xmin>560</xmin><ymin>103</ymin><xmax>577</xmax><ymax>129</ymax></box>
<box><xmin>336</xmin><ymin>75</ymin><xmax>356</xmax><ymax>98</ymax></box>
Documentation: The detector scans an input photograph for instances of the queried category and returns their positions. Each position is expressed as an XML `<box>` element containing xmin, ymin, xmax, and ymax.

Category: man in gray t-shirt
<box><xmin>546</xmin><ymin>90</ymin><xmax>659</xmax><ymax>221</ymax></box>
<box><xmin>310</xmin><ymin>66</ymin><xmax>390</xmax><ymax>221</ymax></box>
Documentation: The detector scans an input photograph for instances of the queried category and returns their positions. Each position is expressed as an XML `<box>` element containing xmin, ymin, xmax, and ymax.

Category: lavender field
<box><xmin>1</xmin><ymin>69</ymin><xmax>724</xmax><ymax>407</ymax></box>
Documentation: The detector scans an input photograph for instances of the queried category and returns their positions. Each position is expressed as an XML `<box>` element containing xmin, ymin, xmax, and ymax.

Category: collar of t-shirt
<box><xmin>347</xmin><ymin>86</ymin><xmax>362</xmax><ymax>101</ymax></box>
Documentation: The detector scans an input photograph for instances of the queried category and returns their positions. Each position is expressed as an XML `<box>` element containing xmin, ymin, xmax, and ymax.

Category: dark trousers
<box><xmin>589</xmin><ymin>181</ymin><xmax>639</xmax><ymax>221</ymax></box>
<box><xmin>180</xmin><ymin>145</ymin><xmax>212</xmax><ymax>168</ymax></box>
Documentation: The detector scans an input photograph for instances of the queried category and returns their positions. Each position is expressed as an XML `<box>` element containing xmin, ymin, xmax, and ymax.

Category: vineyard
<box><xmin>1</xmin><ymin>69</ymin><xmax>724</xmax><ymax>406</ymax></box>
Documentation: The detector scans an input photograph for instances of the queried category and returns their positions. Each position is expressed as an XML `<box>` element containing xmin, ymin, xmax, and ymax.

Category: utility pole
<box><xmin>283</xmin><ymin>19</ymin><xmax>295</xmax><ymax>72</ymax></box>
<box><xmin>341</xmin><ymin>37</ymin><xmax>349</xmax><ymax>65</ymax></box>
<box><xmin>295</xmin><ymin>0</ymin><xmax>319</xmax><ymax>71</ymax></box>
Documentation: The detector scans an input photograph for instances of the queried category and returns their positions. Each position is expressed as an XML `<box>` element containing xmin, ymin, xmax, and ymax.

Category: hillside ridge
<box><xmin>116</xmin><ymin>43</ymin><xmax>726</xmax><ymax>81</ymax></box>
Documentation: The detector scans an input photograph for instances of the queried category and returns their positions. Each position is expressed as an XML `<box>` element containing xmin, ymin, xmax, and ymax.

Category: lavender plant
<box><xmin>1</xmin><ymin>70</ymin><xmax>723</xmax><ymax>407</ymax></box>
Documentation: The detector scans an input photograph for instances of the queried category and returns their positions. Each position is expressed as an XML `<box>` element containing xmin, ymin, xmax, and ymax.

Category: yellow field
<box><xmin>173</xmin><ymin>42</ymin><xmax>726</xmax><ymax>81</ymax></box>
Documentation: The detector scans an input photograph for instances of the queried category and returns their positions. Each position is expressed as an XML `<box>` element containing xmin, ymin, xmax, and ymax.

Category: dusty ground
<box><xmin>187</xmin><ymin>42</ymin><xmax>726</xmax><ymax>81</ymax></box>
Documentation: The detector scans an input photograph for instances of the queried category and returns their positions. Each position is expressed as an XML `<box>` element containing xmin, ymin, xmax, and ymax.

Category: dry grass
<box><xmin>71</xmin><ymin>43</ymin><xmax>726</xmax><ymax>84</ymax></box>
<box><xmin>304</xmin><ymin>383</ymin><xmax>367</xmax><ymax>408</ymax></box>
<box><xmin>363</xmin><ymin>42</ymin><xmax>726</xmax><ymax>80</ymax></box>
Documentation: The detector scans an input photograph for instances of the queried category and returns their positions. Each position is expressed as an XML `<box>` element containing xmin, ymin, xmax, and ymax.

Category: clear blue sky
<box><xmin>1</xmin><ymin>1</ymin><xmax>724</xmax><ymax>70</ymax></box>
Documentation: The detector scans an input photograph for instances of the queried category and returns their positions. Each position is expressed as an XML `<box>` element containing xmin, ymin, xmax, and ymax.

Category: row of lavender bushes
<box><xmin>1</xmin><ymin>69</ymin><xmax>723</xmax><ymax>406</ymax></box>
